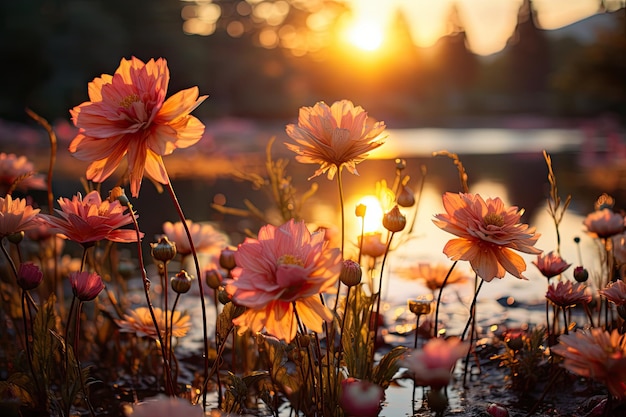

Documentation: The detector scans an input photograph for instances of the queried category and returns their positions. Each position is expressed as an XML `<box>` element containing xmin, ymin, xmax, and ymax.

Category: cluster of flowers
<box><xmin>1</xmin><ymin>55</ymin><xmax>625</xmax><ymax>417</ymax></box>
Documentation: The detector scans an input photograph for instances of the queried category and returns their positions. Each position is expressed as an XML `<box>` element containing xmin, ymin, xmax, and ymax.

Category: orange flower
<box><xmin>0</xmin><ymin>153</ymin><xmax>46</xmax><ymax>195</ymax></box>
<box><xmin>358</xmin><ymin>232</ymin><xmax>387</xmax><ymax>258</ymax></box>
<box><xmin>433</xmin><ymin>192</ymin><xmax>541</xmax><ymax>281</ymax></box>
<box><xmin>402</xmin><ymin>337</ymin><xmax>469</xmax><ymax>389</ymax></box>
<box><xmin>551</xmin><ymin>328</ymin><xmax>626</xmax><ymax>399</ymax></box>
<box><xmin>0</xmin><ymin>195</ymin><xmax>42</xmax><ymax>238</ymax></box>
<box><xmin>545</xmin><ymin>280</ymin><xmax>591</xmax><ymax>308</ymax></box>
<box><xmin>396</xmin><ymin>262</ymin><xmax>470</xmax><ymax>291</ymax></box>
<box><xmin>123</xmin><ymin>394</ymin><xmax>204</xmax><ymax>417</ymax></box>
<box><xmin>285</xmin><ymin>100</ymin><xmax>386</xmax><ymax>180</ymax></box>
<box><xmin>115</xmin><ymin>307</ymin><xmax>191</xmax><ymax>340</ymax></box>
<box><xmin>532</xmin><ymin>251</ymin><xmax>571</xmax><ymax>279</ymax></box>
<box><xmin>225</xmin><ymin>219</ymin><xmax>342</xmax><ymax>343</ymax></box>
<box><xmin>42</xmin><ymin>190</ymin><xmax>140</xmax><ymax>246</ymax></box>
<box><xmin>69</xmin><ymin>57</ymin><xmax>207</xmax><ymax>197</ymax></box>
<box><xmin>162</xmin><ymin>219</ymin><xmax>228</xmax><ymax>256</ymax></box>
<box><xmin>599</xmin><ymin>280</ymin><xmax>626</xmax><ymax>306</ymax></box>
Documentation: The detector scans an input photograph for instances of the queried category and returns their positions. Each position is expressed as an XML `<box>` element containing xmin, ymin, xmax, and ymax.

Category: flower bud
<box><xmin>117</xmin><ymin>259</ymin><xmax>135</xmax><ymax>279</ymax></box>
<box><xmin>397</xmin><ymin>186</ymin><xmax>415</xmax><ymax>207</ymax></box>
<box><xmin>171</xmin><ymin>270</ymin><xmax>192</xmax><ymax>294</ymax></box>
<box><xmin>340</xmin><ymin>260</ymin><xmax>362</xmax><ymax>287</ymax></box>
<box><xmin>17</xmin><ymin>262</ymin><xmax>43</xmax><ymax>291</ymax></box>
<box><xmin>359</xmin><ymin>233</ymin><xmax>386</xmax><ymax>258</ymax></box>
<box><xmin>7</xmin><ymin>231</ymin><xmax>24</xmax><ymax>244</ymax></box>
<box><xmin>487</xmin><ymin>403</ymin><xmax>509</xmax><ymax>417</ymax></box>
<box><xmin>108</xmin><ymin>187</ymin><xmax>125</xmax><ymax>203</ymax></box>
<box><xmin>355</xmin><ymin>203</ymin><xmax>367</xmax><ymax>218</ymax></box>
<box><xmin>408</xmin><ymin>299</ymin><xmax>431</xmax><ymax>316</ymax></box>
<box><xmin>505</xmin><ymin>336</ymin><xmax>524</xmax><ymax>351</ymax></box>
<box><xmin>219</xmin><ymin>248</ymin><xmax>237</xmax><ymax>271</ymax></box>
<box><xmin>383</xmin><ymin>205</ymin><xmax>406</xmax><ymax>233</ymax></box>
<box><xmin>151</xmin><ymin>236</ymin><xmax>177</xmax><ymax>263</ymax></box>
<box><xmin>339</xmin><ymin>378</ymin><xmax>384</xmax><ymax>417</ymax></box>
<box><xmin>395</xmin><ymin>158</ymin><xmax>406</xmax><ymax>171</ymax></box>
<box><xmin>217</xmin><ymin>288</ymin><xmax>231</xmax><ymax>305</ymax></box>
<box><xmin>573</xmin><ymin>266</ymin><xmax>589</xmax><ymax>283</ymax></box>
<box><xmin>205</xmin><ymin>268</ymin><xmax>223</xmax><ymax>290</ymax></box>
<box><xmin>69</xmin><ymin>271</ymin><xmax>104</xmax><ymax>302</ymax></box>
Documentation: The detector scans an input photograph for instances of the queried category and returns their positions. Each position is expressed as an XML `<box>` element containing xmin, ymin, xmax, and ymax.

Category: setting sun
<box><xmin>344</xmin><ymin>20</ymin><xmax>384</xmax><ymax>51</ymax></box>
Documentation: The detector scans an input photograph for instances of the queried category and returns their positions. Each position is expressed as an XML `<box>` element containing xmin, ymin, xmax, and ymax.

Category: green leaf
<box><xmin>372</xmin><ymin>346</ymin><xmax>408</xmax><ymax>389</ymax></box>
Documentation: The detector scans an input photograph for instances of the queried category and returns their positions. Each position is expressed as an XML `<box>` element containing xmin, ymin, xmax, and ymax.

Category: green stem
<box><xmin>372</xmin><ymin>232</ymin><xmax>395</xmax><ymax>352</ymax></box>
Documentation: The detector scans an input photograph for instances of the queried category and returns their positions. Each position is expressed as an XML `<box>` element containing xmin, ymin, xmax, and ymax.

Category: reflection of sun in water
<box><xmin>343</xmin><ymin>20</ymin><xmax>384</xmax><ymax>51</ymax></box>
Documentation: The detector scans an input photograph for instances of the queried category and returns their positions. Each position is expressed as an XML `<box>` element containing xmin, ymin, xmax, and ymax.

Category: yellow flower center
<box><xmin>277</xmin><ymin>254</ymin><xmax>304</xmax><ymax>267</ymax></box>
<box><xmin>119</xmin><ymin>93</ymin><xmax>140</xmax><ymax>109</ymax></box>
<box><xmin>483</xmin><ymin>212</ymin><xmax>505</xmax><ymax>227</ymax></box>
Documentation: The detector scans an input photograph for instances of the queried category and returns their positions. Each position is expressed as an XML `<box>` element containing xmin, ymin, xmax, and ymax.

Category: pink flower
<box><xmin>583</xmin><ymin>208</ymin><xmax>625</xmax><ymax>239</ymax></box>
<box><xmin>225</xmin><ymin>219</ymin><xmax>342</xmax><ymax>343</ymax></box>
<box><xmin>358</xmin><ymin>232</ymin><xmax>387</xmax><ymax>258</ymax></box>
<box><xmin>532</xmin><ymin>251</ymin><xmax>571</xmax><ymax>279</ymax></box>
<box><xmin>0</xmin><ymin>195</ymin><xmax>42</xmax><ymax>238</ymax></box>
<box><xmin>396</xmin><ymin>262</ymin><xmax>471</xmax><ymax>291</ymax></box>
<box><xmin>339</xmin><ymin>378</ymin><xmax>384</xmax><ymax>417</ymax></box>
<box><xmin>0</xmin><ymin>152</ymin><xmax>46</xmax><ymax>195</ymax></box>
<box><xmin>42</xmin><ymin>190</ymin><xmax>140</xmax><ymax>246</ymax></box>
<box><xmin>123</xmin><ymin>394</ymin><xmax>204</xmax><ymax>417</ymax></box>
<box><xmin>17</xmin><ymin>262</ymin><xmax>43</xmax><ymax>290</ymax></box>
<box><xmin>599</xmin><ymin>280</ymin><xmax>626</xmax><ymax>306</ymax></box>
<box><xmin>551</xmin><ymin>328</ymin><xmax>626</xmax><ymax>399</ymax></box>
<box><xmin>402</xmin><ymin>337</ymin><xmax>469</xmax><ymax>389</ymax></box>
<box><xmin>162</xmin><ymin>219</ymin><xmax>228</xmax><ymax>256</ymax></box>
<box><xmin>433</xmin><ymin>192</ymin><xmax>541</xmax><ymax>281</ymax></box>
<box><xmin>69</xmin><ymin>57</ymin><xmax>207</xmax><ymax>197</ymax></box>
<box><xmin>545</xmin><ymin>280</ymin><xmax>591</xmax><ymax>308</ymax></box>
<box><xmin>285</xmin><ymin>100</ymin><xmax>386</xmax><ymax>180</ymax></box>
<box><xmin>69</xmin><ymin>271</ymin><xmax>104</xmax><ymax>301</ymax></box>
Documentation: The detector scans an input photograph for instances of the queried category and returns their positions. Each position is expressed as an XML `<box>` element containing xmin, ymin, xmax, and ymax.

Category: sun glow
<box><xmin>344</xmin><ymin>20</ymin><xmax>384</xmax><ymax>51</ymax></box>
<box><xmin>357</xmin><ymin>195</ymin><xmax>384</xmax><ymax>233</ymax></box>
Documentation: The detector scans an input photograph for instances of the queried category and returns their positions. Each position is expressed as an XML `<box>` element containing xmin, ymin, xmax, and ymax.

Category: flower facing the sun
<box><xmin>0</xmin><ymin>195</ymin><xmax>42</xmax><ymax>238</ymax></box>
<box><xmin>545</xmin><ymin>280</ymin><xmax>591</xmax><ymax>308</ymax></box>
<box><xmin>225</xmin><ymin>219</ymin><xmax>342</xmax><ymax>343</ymax></box>
<box><xmin>285</xmin><ymin>100</ymin><xmax>386</xmax><ymax>180</ymax></box>
<box><xmin>116</xmin><ymin>307</ymin><xmax>191</xmax><ymax>340</ymax></box>
<box><xmin>69</xmin><ymin>57</ymin><xmax>207</xmax><ymax>197</ymax></box>
<box><xmin>433</xmin><ymin>192</ymin><xmax>541</xmax><ymax>282</ymax></box>
<box><xmin>532</xmin><ymin>251</ymin><xmax>571</xmax><ymax>280</ymax></box>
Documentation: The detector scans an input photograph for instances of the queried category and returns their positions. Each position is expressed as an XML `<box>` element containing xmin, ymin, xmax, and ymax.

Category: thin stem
<box><xmin>372</xmin><ymin>232</ymin><xmax>395</xmax><ymax>351</ymax></box>
<box><xmin>433</xmin><ymin>261</ymin><xmax>458</xmax><ymax>338</ymax></box>
<box><xmin>170</xmin><ymin>293</ymin><xmax>181</xmax><ymax>393</ymax></box>
<box><xmin>414</xmin><ymin>314</ymin><xmax>421</xmax><ymax>349</ymax></box>
<box><xmin>334</xmin><ymin>168</ymin><xmax>345</xmax><ymax>314</ymax></box>
<box><xmin>164</xmin><ymin>180</ymin><xmax>209</xmax><ymax>407</ymax></box>
<box><xmin>461</xmin><ymin>277</ymin><xmax>484</xmax><ymax>341</ymax></box>
<box><xmin>74</xmin><ymin>301</ymin><xmax>97</xmax><ymax>417</ymax></box>
<box><xmin>336</xmin><ymin>286</ymin><xmax>351</xmax><ymax>378</ymax></box>
<box><xmin>162</xmin><ymin>262</ymin><xmax>170</xmax><ymax>372</ymax></box>
<box><xmin>562</xmin><ymin>307</ymin><xmax>569</xmax><ymax>335</ymax></box>
<box><xmin>126</xmin><ymin>200</ymin><xmax>174</xmax><ymax>394</ymax></box>
<box><xmin>213</xmin><ymin>290</ymin><xmax>223</xmax><ymax>409</ymax></box>
<box><xmin>293</xmin><ymin>303</ymin><xmax>319</xmax><ymax>414</ymax></box>
<box><xmin>21</xmin><ymin>290</ymin><xmax>38</xmax><ymax>396</ymax></box>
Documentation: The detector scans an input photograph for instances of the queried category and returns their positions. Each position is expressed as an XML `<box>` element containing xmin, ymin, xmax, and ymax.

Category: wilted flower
<box><xmin>69</xmin><ymin>271</ymin><xmax>105</xmax><ymax>302</ymax></box>
<box><xmin>433</xmin><ymin>192</ymin><xmax>541</xmax><ymax>281</ymax></box>
<box><xmin>402</xmin><ymin>336</ymin><xmax>469</xmax><ymax>389</ymax></box>
<box><xmin>115</xmin><ymin>307</ymin><xmax>191</xmax><ymax>340</ymax></box>
<box><xmin>583</xmin><ymin>208</ymin><xmax>625</xmax><ymax>239</ymax></box>
<box><xmin>123</xmin><ymin>394</ymin><xmax>204</xmax><ymax>417</ymax></box>
<box><xmin>397</xmin><ymin>262</ymin><xmax>470</xmax><ymax>291</ymax></box>
<box><xmin>0</xmin><ymin>195</ymin><xmax>41</xmax><ymax>238</ymax></box>
<box><xmin>162</xmin><ymin>219</ymin><xmax>228</xmax><ymax>256</ymax></box>
<box><xmin>17</xmin><ymin>262</ymin><xmax>43</xmax><ymax>291</ymax></box>
<box><xmin>551</xmin><ymin>328</ymin><xmax>626</xmax><ymax>399</ymax></box>
<box><xmin>69</xmin><ymin>57</ymin><xmax>207</xmax><ymax>197</ymax></box>
<box><xmin>599</xmin><ymin>280</ymin><xmax>626</xmax><ymax>306</ymax></box>
<box><xmin>533</xmin><ymin>251</ymin><xmax>571</xmax><ymax>279</ymax></box>
<box><xmin>545</xmin><ymin>280</ymin><xmax>591</xmax><ymax>308</ymax></box>
<box><xmin>285</xmin><ymin>100</ymin><xmax>386</xmax><ymax>180</ymax></box>
<box><xmin>42</xmin><ymin>191</ymin><xmax>140</xmax><ymax>246</ymax></box>
<box><xmin>339</xmin><ymin>377</ymin><xmax>384</xmax><ymax>417</ymax></box>
<box><xmin>358</xmin><ymin>232</ymin><xmax>387</xmax><ymax>258</ymax></box>
<box><xmin>225</xmin><ymin>219</ymin><xmax>342</xmax><ymax>343</ymax></box>
<box><xmin>0</xmin><ymin>153</ymin><xmax>46</xmax><ymax>194</ymax></box>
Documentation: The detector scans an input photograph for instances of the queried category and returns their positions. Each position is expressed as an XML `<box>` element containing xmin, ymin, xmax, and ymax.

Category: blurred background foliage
<box><xmin>0</xmin><ymin>0</ymin><xmax>624</xmax><ymax>125</ymax></box>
